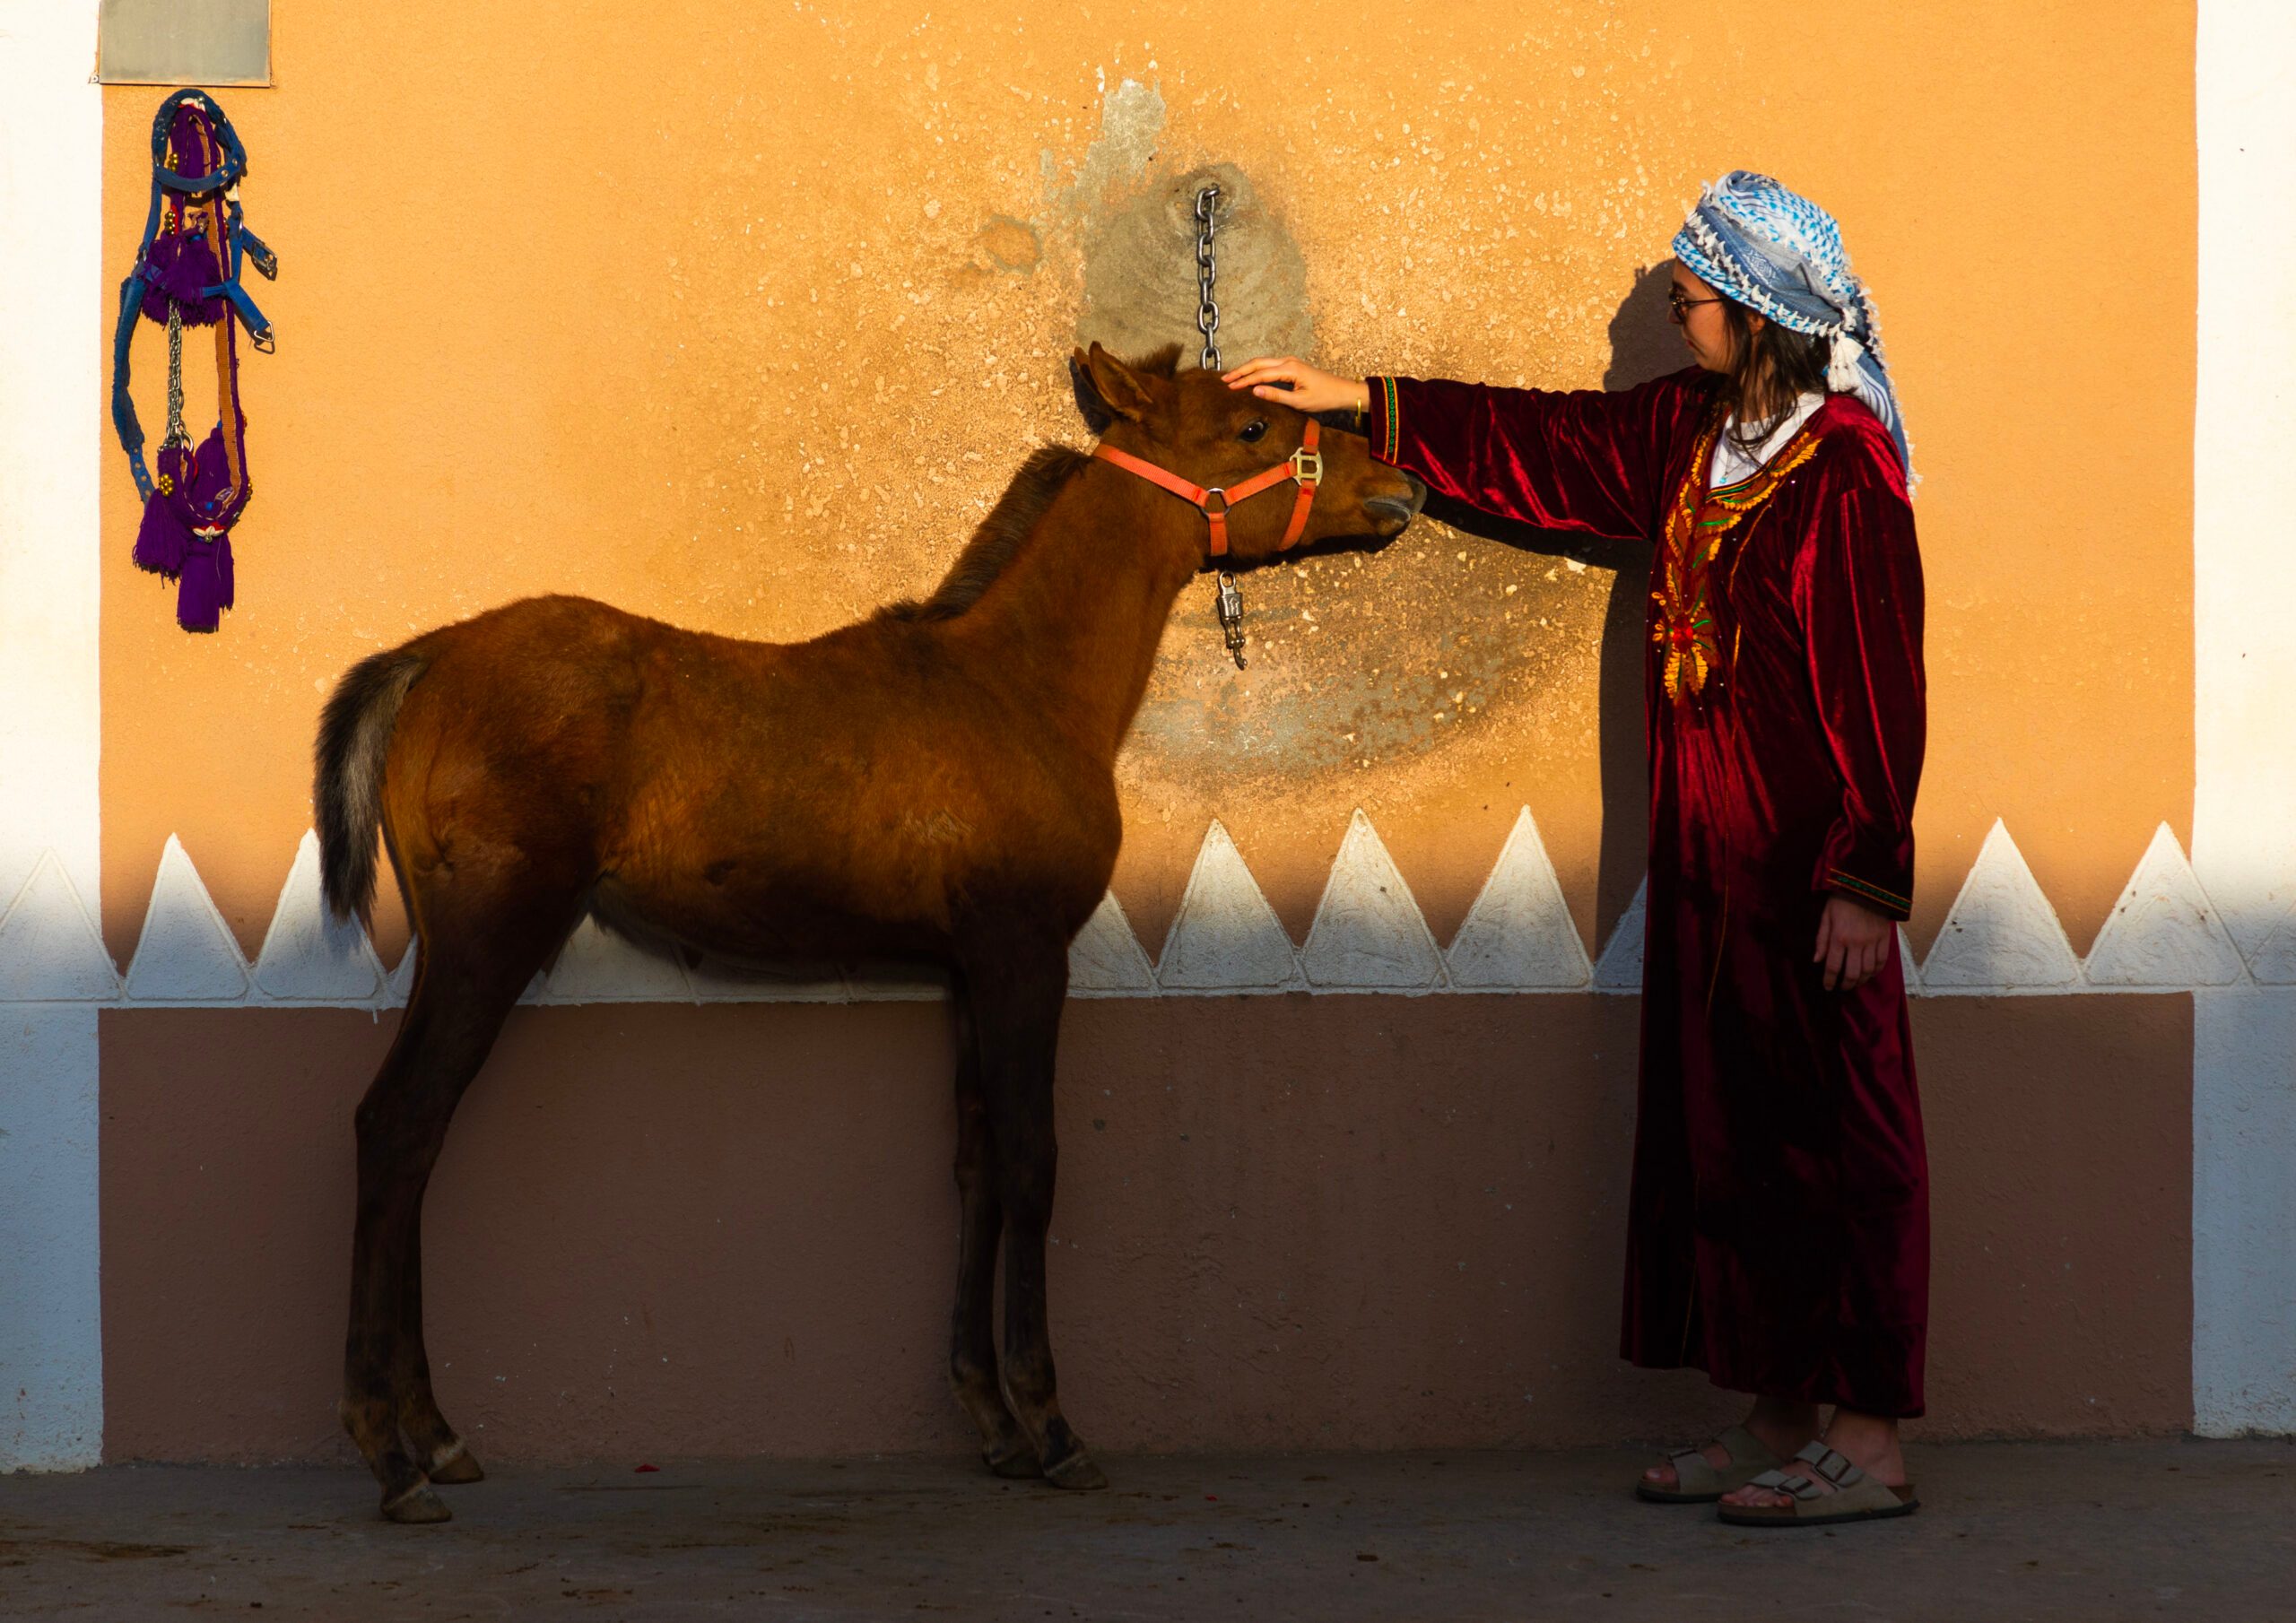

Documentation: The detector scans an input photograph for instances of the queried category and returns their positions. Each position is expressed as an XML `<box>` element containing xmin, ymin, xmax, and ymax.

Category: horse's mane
<box><xmin>876</xmin><ymin>345</ymin><xmax>1184</xmax><ymax>622</ymax></box>
<box><xmin>877</xmin><ymin>445</ymin><xmax>1093</xmax><ymax>622</ymax></box>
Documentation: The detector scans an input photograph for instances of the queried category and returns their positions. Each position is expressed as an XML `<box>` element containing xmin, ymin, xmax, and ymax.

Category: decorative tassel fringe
<box><xmin>132</xmin><ymin>490</ymin><xmax>191</xmax><ymax>577</ymax></box>
<box><xmin>174</xmin><ymin>534</ymin><xmax>235</xmax><ymax>633</ymax></box>
<box><xmin>1827</xmin><ymin>333</ymin><xmax>1866</xmax><ymax>393</ymax></box>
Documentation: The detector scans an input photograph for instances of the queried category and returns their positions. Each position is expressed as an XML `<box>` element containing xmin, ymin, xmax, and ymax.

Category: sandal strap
<box><xmin>1744</xmin><ymin>1444</ymin><xmax>1874</xmax><ymax>1503</ymax></box>
<box><xmin>1789</xmin><ymin>1441</ymin><xmax>1867</xmax><ymax>1488</ymax></box>
<box><xmin>1666</xmin><ymin>1447</ymin><xmax>1718</xmax><ymax>1492</ymax></box>
<box><xmin>1744</xmin><ymin>1466</ymin><xmax>1829</xmax><ymax>1501</ymax></box>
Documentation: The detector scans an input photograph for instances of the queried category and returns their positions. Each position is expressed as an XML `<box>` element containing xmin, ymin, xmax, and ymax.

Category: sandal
<box><xmin>1716</xmin><ymin>1441</ymin><xmax>1918</xmax><ymax>1527</ymax></box>
<box><xmin>1634</xmin><ymin>1424</ymin><xmax>1787</xmax><ymax>1504</ymax></box>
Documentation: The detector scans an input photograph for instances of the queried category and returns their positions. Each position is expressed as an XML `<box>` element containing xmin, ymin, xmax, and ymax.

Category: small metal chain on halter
<box><xmin>1194</xmin><ymin>184</ymin><xmax>1249</xmax><ymax>670</ymax></box>
<box><xmin>162</xmin><ymin>298</ymin><xmax>188</xmax><ymax>449</ymax></box>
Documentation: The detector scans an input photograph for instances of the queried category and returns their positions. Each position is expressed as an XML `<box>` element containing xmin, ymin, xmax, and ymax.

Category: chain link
<box><xmin>1194</xmin><ymin>185</ymin><xmax>1222</xmax><ymax>371</ymax></box>
<box><xmin>163</xmin><ymin>298</ymin><xmax>188</xmax><ymax>449</ymax></box>
<box><xmin>1192</xmin><ymin>184</ymin><xmax>1247</xmax><ymax>667</ymax></box>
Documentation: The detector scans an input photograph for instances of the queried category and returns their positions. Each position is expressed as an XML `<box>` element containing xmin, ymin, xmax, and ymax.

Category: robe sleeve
<box><xmin>1796</xmin><ymin>484</ymin><xmax>1926</xmax><ymax>920</ymax></box>
<box><xmin>1364</xmin><ymin>369</ymin><xmax>1707</xmax><ymax>542</ymax></box>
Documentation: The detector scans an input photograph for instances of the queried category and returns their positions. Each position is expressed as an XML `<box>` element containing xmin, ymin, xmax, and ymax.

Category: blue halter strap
<box><xmin>110</xmin><ymin>89</ymin><xmax>279</xmax><ymax>503</ymax></box>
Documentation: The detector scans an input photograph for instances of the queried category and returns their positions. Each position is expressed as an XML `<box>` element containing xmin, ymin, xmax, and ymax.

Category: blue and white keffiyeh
<box><xmin>1672</xmin><ymin>170</ymin><xmax>1914</xmax><ymax>486</ymax></box>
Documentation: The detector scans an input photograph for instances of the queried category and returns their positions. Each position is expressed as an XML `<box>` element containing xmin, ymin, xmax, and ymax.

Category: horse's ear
<box><xmin>1070</xmin><ymin>343</ymin><xmax>1152</xmax><ymax>431</ymax></box>
<box><xmin>1068</xmin><ymin>350</ymin><xmax>1114</xmax><ymax>434</ymax></box>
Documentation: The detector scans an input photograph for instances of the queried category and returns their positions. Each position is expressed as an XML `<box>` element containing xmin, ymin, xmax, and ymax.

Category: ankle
<box><xmin>1822</xmin><ymin>1410</ymin><xmax>1903</xmax><ymax>1466</ymax></box>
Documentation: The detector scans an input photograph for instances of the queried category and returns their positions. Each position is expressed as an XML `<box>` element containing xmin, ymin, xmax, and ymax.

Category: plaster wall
<box><xmin>100</xmin><ymin>995</ymin><xmax>2190</xmax><ymax>1463</ymax></box>
<box><xmin>47</xmin><ymin>0</ymin><xmax>2248</xmax><ymax>1462</ymax></box>
<box><xmin>0</xmin><ymin>0</ymin><xmax>105</xmax><ymax>1471</ymax></box>
<box><xmin>2193</xmin><ymin>0</ymin><xmax>2296</xmax><ymax>1436</ymax></box>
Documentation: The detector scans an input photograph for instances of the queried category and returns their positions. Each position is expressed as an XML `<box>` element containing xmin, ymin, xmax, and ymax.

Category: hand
<box><xmin>1814</xmin><ymin>893</ymin><xmax>1893</xmax><ymax>992</ymax></box>
<box><xmin>1221</xmin><ymin>356</ymin><xmax>1370</xmax><ymax>416</ymax></box>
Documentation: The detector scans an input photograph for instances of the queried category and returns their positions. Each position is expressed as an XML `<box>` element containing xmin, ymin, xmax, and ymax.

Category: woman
<box><xmin>1227</xmin><ymin>172</ymin><xmax>1926</xmax><ymax>1527</ymax></box>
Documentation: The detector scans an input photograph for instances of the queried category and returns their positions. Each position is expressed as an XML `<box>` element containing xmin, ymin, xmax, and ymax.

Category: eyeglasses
<box><xmin>1667</xmin><ymin>291</ymin><xmax>1724</xmax><ymax>325</ymax></box>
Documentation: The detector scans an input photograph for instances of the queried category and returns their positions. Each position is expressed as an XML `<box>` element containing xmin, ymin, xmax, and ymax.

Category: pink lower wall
<box><xmin>100</xmin><ymin>994</ymin><xmax>2189</xmax><ymax>1463</ymax></box>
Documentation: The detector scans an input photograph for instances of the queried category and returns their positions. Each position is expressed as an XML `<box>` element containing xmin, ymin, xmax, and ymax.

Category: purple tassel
<box><xmin>139</xmin><ymin>241</ymin><xmax>228</xmax><ymax>325</ymax></box>
<box><xmin>137</xmin><ymin>105</ymin><xmax>232</xmax><ymax>326</ymax></box>
<box><xmin>133</xmin><ymin>490</ymin><xmax>191</xmax><ymax>577</ymax></box>
<box><xmin>174</xmin><ymin>534</ymin><xmax>234</xmax><ymax>633</ymax></box>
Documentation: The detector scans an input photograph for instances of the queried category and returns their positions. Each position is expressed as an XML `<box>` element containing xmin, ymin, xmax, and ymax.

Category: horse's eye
<box><xmin>1239</xmin><ymin>420</ymin><xmax>1268</xmax><ymax>444</ymax></box>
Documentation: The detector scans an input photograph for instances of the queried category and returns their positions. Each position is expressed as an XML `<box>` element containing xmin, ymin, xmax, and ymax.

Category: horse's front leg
<box><xmin>968</xmin><ymin>942</ymin><xmax>1106</xmax><ymax>1490</ymax></box>
<box><xmin>947</xmin><ymin>986</ymin><xmax>1039</xmax><ymax>1477</ymax></box>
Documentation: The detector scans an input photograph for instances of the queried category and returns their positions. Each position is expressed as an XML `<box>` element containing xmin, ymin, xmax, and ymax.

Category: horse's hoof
<box><xmin>1042</xmin><ymin>1448</ymin><xmax>1109</xmax><ymax>1491</ymax></box>
<box><xmin>984</xmin><ymin>1441</ymin><xmax>1044</xmax><ymax>1480</ymax></box>
<box><xmin>380</xmin><ymin>1482</ymin><xmax>452</xmax><ymax>1524</ymax></box>
<box><xmin>427</xmin><ymin>1440</ymin><xmax>485</xmax><ymax>1485</ymax></box>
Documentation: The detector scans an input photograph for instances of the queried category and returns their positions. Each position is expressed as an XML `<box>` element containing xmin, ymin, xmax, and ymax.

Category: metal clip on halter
<box><xmin>1215</xmin><ymin>571</ymin><xmax>1247</xmax><ymax>668</ymax></box>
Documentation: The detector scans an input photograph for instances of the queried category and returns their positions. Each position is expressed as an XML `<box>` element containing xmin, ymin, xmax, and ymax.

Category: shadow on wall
<box><xmin>1416</xmin><ymin>262</ymin><xmax>1682</xmax><ymax>944</ymax></box>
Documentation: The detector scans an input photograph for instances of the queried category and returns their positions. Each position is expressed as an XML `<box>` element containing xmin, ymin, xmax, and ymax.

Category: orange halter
<box><xmin>1091</xmin><ymin>419</ymin><xmax>1322</xmax><ymax>558</ymax></box>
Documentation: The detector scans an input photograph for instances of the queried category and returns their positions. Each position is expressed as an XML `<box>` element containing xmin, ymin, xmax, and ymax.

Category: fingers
<box><xmin>1220</xmin><ymin>356</ymin><xmax>1300</xmax><ymax>389</ymax></box>
<box><xmin>1818</xmin><ymin>898</ymin><xmax>1899</xmax><ymax>992</ymax></box>
<box><xmin>1834</xmin><ymin>928</ymin><xmax>1892</xmax><ymax>991</ymax></box>
<box><xmin>1217</xmin><ymin>357</ymin><xmax>1367</xmax><ymax>415</ymax></box>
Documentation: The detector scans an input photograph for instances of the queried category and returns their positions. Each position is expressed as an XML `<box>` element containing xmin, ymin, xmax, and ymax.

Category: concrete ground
<box><xmin>1</xmin><ymin>1441</ymin><xmax>2289</xmax><ymax>1622</ymax></box>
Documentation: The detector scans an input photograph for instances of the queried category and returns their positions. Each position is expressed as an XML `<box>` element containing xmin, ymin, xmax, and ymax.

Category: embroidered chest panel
<box><xmin>1650</xmin><ymin>414</ymin><xmax>1820</xmax><ymax>702</ymax></box>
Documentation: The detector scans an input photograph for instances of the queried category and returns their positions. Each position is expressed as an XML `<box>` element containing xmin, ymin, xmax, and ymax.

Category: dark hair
<box><xmin>1719</xmin><ymin>300</ymin><xmax>1831</xmax><ymax>443</ymax></box>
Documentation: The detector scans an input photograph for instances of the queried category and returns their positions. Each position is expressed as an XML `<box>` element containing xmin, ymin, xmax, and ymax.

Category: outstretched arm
<box><xmin>1225</xmin><ymin>355</ymin><xmax>1707</xmax><ymax>542</ymax></box>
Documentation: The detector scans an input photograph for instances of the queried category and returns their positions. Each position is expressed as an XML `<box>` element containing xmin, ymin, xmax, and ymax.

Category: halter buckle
<box><xmin>1289</xmin><ymin>447</ymin><xmax>1323</xmax><ymax>484</ymax></box>
<box><xmin>1200</xmin><ymin>487</ymin><xmax>1230</xmax><ymax>517</ymax></box>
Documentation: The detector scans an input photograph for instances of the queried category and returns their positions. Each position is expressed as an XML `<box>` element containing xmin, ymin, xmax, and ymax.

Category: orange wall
<box><xmin>98</xmin><ymin>0</ymin><xmax>2195</xmax><ymax>963</ymax></box>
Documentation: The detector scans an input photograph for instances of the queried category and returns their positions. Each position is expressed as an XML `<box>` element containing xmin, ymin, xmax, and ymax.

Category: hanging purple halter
<box><xmin>109</xmin><ymin>90</ymin><xmax>278</xmax><ymax>633</ymax></box>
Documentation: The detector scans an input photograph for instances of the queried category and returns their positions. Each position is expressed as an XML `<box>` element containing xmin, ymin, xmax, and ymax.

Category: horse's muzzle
<box><xmin>1365</xmin><ymin>474</ymin><xmax>1427</xmax><ymax>526</ymax></box>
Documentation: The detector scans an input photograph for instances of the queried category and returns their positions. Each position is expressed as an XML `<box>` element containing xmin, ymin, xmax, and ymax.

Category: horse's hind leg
<box><xmin>967</xmin><ymin>939</ymin><xmax>1106</xmax><ymax>1490</ymax></box>
<box><xmin>947</xmin><ymin>986</ymin><xmax>1039</xmax><ymax>1478</ymax></box>
<box><xmin>342</xmin><ymin>920</ymin><xmax>551</xmax><ymax>1523</ymax></box>
<box><xmin>396</xmin><ymin>1185</ymin><xmax>483</xmax><ymax>1484</ymax></box>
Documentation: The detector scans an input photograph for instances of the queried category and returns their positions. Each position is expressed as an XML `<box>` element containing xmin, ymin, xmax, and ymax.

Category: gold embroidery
<box><xmin>1650</xmin><ymin>415</ymin><xmax>1822</xmax><ymax>700</ymax></box>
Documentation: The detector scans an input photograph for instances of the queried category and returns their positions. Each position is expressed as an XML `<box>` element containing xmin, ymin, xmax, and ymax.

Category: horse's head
<box><xmin>1070</xmin><ymin>343</ymin><xmax>1424</xmax><ymax>565</ymax></box>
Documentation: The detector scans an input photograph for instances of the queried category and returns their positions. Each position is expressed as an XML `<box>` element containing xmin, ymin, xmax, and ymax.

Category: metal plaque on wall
<box><xmin>99</xmin><ymin>0</ymin><xmax>273</xmax><ymax>87</ymax></box>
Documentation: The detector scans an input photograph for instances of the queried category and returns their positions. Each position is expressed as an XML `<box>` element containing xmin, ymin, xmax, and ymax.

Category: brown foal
<box><xmin>313</xmin><ymin>343</ymin><xmax>1422</xmax><ymax>1523</ymax></box>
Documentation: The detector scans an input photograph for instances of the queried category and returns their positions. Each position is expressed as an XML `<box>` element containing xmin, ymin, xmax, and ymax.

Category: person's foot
<box><xmin>1718</xmin><ymin>1408</ymin><xmax>1905</xmax><ymax>1510</ymax></box>
<box><xmin>1641</xmin><ymin>1400</ymin><xmax>1819</xmax><ymax>1493</ymax></box>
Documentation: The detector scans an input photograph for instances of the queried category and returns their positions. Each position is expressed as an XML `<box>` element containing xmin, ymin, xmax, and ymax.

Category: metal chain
<box><xmin>1194</xmin><ymin>183</ymin><xmax>1248</xmax><ymax>669</ymax></box>
<box><xmin>1189</xmin><ymin>186</ymin><xmax>1250</xmax><ymax>665</ymax></box>
<box><xmin>1194</xmin><ymin>185</ymin><xmax>1222</xmax><ymax>372</ymax></box>
<box><xmin>163</xmin><ymin>298</ymin><xmax>188</xmax><ymax>449</ymax></box>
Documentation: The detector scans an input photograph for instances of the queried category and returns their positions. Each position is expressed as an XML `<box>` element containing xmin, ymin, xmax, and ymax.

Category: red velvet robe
<box><xmin>1370</xmin><ymin>368</ymin><xmax>1929</xmax><ymax>1417</ymax></box>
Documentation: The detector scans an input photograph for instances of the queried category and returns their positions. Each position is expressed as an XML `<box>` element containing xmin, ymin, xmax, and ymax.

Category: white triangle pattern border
<box><xmin>4</xmin><ymin>818</ymin><xmax>2271</xmax><ymax>1006</ymax></box>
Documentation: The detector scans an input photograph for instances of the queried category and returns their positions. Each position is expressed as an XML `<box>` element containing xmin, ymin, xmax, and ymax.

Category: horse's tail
<box><xmin>316</xmin><ymin>643</ymin><xmax>430</xmax><ymax>924</ymax></box>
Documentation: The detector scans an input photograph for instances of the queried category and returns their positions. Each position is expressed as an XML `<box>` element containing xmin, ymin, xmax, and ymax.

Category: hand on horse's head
<box><xmin>1071</xmin><ymin>342</ymin><xmax>1422</xmax><ymax>562</ymax></box>
<box><xmin>1221</xmin><ymin>356</ymin><xmax>1370</xmax><ymax>419</ymax></box>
